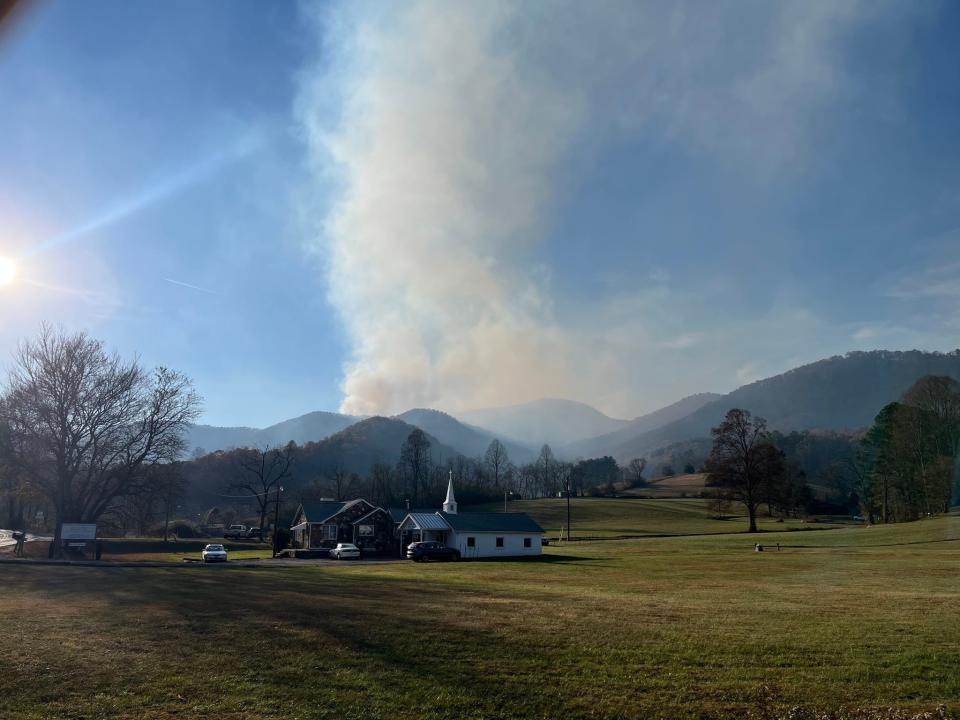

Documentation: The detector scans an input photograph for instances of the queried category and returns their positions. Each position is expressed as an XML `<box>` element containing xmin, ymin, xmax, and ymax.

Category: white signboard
<box><xmin>61</xmin><ymin>523</ymin><xmax>97</xmax><ymax>541</ymax></box>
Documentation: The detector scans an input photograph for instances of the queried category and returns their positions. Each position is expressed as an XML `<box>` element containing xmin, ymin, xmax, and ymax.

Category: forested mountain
<box><xmin>395</xmin><ymin>409</ymin><xmax>535</xmax><ymax>463</ymax></box>
<box><xmin>601</xmin><ymin>350</ymin><xmax>960</xmax><ymax>463</ymax></box>
<box><xmin>289</xmin><ymin>416</ymin><xmax>459</xmax><ymax>477</ymax></box>
<box><xmin>561</xmin><ymin>393</ymin><xmax>721</xmax><ymax>459</ymax></box>
<box><xmin>182</xmin><ymin>416</ymin><xmax>462</xmax><ymax>510</ymax></box>
<box><xmin>459</xmin><ymin>398</ymin><xmax>628</xmax><ymax>447</ymax></box>
<box><xmin>184</xmin><ymin>424</ymin><xmax>262</xmax><ymax>455</ymax></box>
<box><xmin>185</xmin><ymin>411</ymin><xmax>360</xmax><ymax>455</ymax></box>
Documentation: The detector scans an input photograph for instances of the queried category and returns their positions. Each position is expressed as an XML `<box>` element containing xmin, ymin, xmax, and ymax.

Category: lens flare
<box><xmin>0</xmin><ymin>256</ymin><xmax>17</xmax><ymax>287</ymax></box>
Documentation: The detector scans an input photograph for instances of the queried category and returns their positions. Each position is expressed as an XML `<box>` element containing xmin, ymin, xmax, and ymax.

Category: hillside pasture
<box><xmin>1</xmin><ymin>515</ymin><xmax>958</xmax><ymax>719</ymax></box>
<box><xmin>474</xmin><ymin>495</ymin><xmax>829</xmax><ymax>538</ymax></box>
<box><xmin>629</xmin><ymin>472</ymin><xmax>710</xmax><ymax>498</ymax></box>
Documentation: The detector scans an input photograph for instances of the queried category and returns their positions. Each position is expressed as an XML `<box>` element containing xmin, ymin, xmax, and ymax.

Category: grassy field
<box><xmin>1</xmin><ymin>514</ymin><xmax>958</xmax><ymax>719</ymax></box>
<box><xmin>98</xmin><ymin>538</ymin><xmax>275</xmax><ymax>563</ymax></box>
<box><xmin>635</xmin><ymin>472</ymin><xmax>711</xmax><ymax>498</ymax></box>
<box><xmin>475</xmin><ymin>495</ymin><xmax>841</xmax><ymax>538</ymax></box>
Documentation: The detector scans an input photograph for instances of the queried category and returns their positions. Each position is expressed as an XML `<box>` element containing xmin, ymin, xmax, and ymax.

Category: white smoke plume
<box><xmin>298</xmin><ymin>0</ymin><xmax>887</xmax><ymax>417</ymax></box>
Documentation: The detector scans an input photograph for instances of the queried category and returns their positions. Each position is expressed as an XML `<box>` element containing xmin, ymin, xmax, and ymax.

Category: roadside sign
<box><xmin>61</xmin><ymin>523</ymin><xmax>97</xmax><ymax>541</ymax></box>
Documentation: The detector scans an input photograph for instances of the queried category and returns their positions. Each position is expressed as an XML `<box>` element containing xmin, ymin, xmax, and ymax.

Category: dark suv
<box><xmin>406</xmin><ymin>541</ymin><xmax>461</xmax><ymax>562</ymax></box>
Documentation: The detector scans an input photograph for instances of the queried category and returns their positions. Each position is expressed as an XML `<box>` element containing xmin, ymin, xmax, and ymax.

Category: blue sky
<box><xmin>1</xmin><ymin>1</ymin><xmax>959</xmax><ymax>425</ymax></box>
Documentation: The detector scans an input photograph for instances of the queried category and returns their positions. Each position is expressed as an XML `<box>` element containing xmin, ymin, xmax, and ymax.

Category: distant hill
<box><xmin>561</xmin><ymin>393</ymin><xmax>721</xmax><ymax>459</ymax></box>
<box><xmin>603</xmin><ymin>350</ymin><xmax>960</xmax><ymax>463</ymax></box>
<box><xmin>294</xmin><ymin>416</ymin><xmax>461</xmax><ymax>476</ymax></box>
<box><xmin>181</xmin><ymin>416</ymin><xmax>463</xmax><ymax>510</ymax></box>
<box><xmin>395</xmin><ymin>409</ymin><xmax>535</xmax><ymax>463</ymax></box>
<box><xmin>459</xmin><ymin>398</ymin><xmax>628</xmax><ymax>448</ymax></box>
<box><xmin>184</xmin><ymin>424</ymin><xmax>262</xmax><ymax>455</ymax></box>
<box><xmin>185</xmin><ymin>411</ymin><xmax>360</xmax><ymax>455</ymax></box>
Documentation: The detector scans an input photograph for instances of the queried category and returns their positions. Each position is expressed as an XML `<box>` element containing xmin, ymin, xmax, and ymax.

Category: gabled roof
<box><xmin>297</xmin><ymin>499</ymin><xmax>370</xmax><ymax>524</ymax></box>
<box><xmin>399</xmin><ymin>512</ymin><xmax>453</xmax><ymax>531</ymax></box>
<box><xmin>440</xmin><ymin>512</ymin><xmax>544</xmax><ymax>534</ymax></box>
<box><xmin>352</xmin><ymin>506</ymin><xmax>392</xmax><ymax>525</ymax></box>
<box><xmin>387</xmin><ymin>507</ymin><xmax>434</xmax><ymax>523</ymax></box>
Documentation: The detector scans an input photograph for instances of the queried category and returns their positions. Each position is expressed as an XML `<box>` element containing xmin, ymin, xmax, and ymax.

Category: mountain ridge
<box><xmin>603</xmin><ymin>349</ymin><xmax>960</xmax><ymax>463</ymax></box>
<box><xmin>459</xmin><ymin>397</ymin><xmax>628</xmax><ymax>448</ymax></box>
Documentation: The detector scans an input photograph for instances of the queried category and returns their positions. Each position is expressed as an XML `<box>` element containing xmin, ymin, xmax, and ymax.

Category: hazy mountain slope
<box><xmin>460</xmin><ymin>398</ymin><xmax>628</xmax><ymax>448</ymax></box>
<box><xmin>185</xmin><ymin>411</ymin><xmax>360</xmax><ymax>454</ymax></box>
<box><xmin>256</xmin><ymin>411</ymin><xmax>360</xmax><ymax>447</ymax></box>
<box><xmin>396</xmin><ymin>409</ymin><xmax>535</xmax><ymax>463</ymax></box>
<box><xmin>607</xmin><ymin>350</ymin><xmax>960</xmax><ymax>463</ymax></box>
<box><xmin>181</xmin><ymin>417</ymin><xmax>461</xmax><ymax>509</ymax></box>
<box><xmin>184</xmin><ymin>424</ymin><xmax>262</xmax><ymax>455</ymax></box>
<box><xmin>561</xmin><ymin>393</ymin><xmax>721</xmax><ymax>459</ymax></box>
<box><xmin>295</xmin><ymin>416</ymin><xmax>461</xmax><ymax>476</ymax></box>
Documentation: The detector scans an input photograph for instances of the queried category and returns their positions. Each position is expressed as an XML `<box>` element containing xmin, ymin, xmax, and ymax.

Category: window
<box><xmin>358</xmin><ymin>524</ymin><xmax>374</xmax><ymax>537</ymax></box>
<box><xmin>496</xmin><ymin>537</ymin><xmax>504</xmax><ymax>548</ymax></box>
<box><xmin>523</xmin><ymin>537</ymin><xmax>531</xmax><ymax>548</ymax></box>
<box><xmin>324</xmin><ymin>524</ymin><xmax>338</xmax><ymax>541</ymax></box>
<box><xmin>467</xmin><ymin>537</ymin><xmax>476</xmax><ymax>547</ymax></box>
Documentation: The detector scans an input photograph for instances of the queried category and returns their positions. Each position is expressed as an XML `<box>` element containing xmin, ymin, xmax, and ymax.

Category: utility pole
<box><xmin>566</xmin><ymin>478</ymin><xmax>571</xmax><ymax>541</ymax></box>
<box><xmin>272</xmin><ymin>485</ymin><xmax>284</xmax><ymax>558</ymax></box>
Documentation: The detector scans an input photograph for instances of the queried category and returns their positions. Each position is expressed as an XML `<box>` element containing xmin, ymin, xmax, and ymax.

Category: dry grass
<box><xmin>1</xmin><ymin>515</ymin><xmax>958</xmax><ymax>719</ymax></box>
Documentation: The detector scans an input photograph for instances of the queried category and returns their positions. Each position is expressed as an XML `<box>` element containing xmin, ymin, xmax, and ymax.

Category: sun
<box><xmin>0</xmin><ymin>256</ymin><xmax>18</xmax><ymax>287</ymax></box>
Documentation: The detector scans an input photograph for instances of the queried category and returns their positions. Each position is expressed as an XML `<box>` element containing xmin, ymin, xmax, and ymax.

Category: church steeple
<box><xmin>443</xmin><ymin>471</ymin><xmax>458</xmax><ymax>514</ymax></box>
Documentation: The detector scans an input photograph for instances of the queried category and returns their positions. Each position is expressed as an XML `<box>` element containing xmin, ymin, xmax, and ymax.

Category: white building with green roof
<box><xmin>397</xmin><ymin>476</ymin><xmax>544</xmax><ymax>558</ymax></box>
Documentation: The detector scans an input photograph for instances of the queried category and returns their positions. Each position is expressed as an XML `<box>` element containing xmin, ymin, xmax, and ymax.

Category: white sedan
<box><xmin>331</xmin><ymin>543</ymin><xmax>361</xmax><ymax>560</ymax></box>
<box><xmin>202</xmin><ymin>543</ymin><xmax>228</xmax><ymax>563</ymax></box>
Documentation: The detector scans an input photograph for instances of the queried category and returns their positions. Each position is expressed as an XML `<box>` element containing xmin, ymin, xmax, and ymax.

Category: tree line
<box><xmin>181</xmin><ymin>432</ymin><xmax>650</xmax><ymax>529</ymax></box>
<box><xmin>852</xmin><ymin>376</ymin><xmax>959</xmax><ymax>523</ymax></box>
<box><xmin>2</xmin><ymin>327</ymin><xmax>955</xmax><ymax>545</ymax></box>
<box><xmin>700</xmin><ymin>375</ymin><xmax>960</xmax><ymax>532</ymax></box>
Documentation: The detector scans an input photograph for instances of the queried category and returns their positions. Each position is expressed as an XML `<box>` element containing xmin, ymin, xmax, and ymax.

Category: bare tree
<box><xmin>0</xmin><ymin>326</ymin><xmax>200</xmax><ymax>555</ymax></box>
<box><xmin>322</xmin><ymin>459</ymin><xmax>354</xmax><ymax>501</ymax></box>
<box><xmin>704</xmin><ymin>408</ymin><xmax>785</xmax><ymax>533</ymax></box>
<box><xmin>232</xmin><ymin>444</ymin><xmax>293</xmax><ymax>539</ymax></box>
<box><xmin>537</xmin><ymin>444</ymin><xmax>557</xmax><ymax>497</ymax></box>
<box><xmin>484</xmin><ymin>439</ymin><xmax>511</xmax><ymax>488</ymax></box>
<box><xmin>625</xmin><ymin>457</ymin><xmax>647</xmax><ymax>488</ymax></box>
<box><xmin>368</xmin><ymin>461</ymin><xmax>393</xmax><ymax>507</ymax></box>
<box><xmin>154</xmin><ymin>462</ymin><xmax>187</xmax><ymax>542</ymax></box>
<box><xmin>398</xmin><ymin>429</ymin><xmax>431</xmax><ymax>505</ymax></box>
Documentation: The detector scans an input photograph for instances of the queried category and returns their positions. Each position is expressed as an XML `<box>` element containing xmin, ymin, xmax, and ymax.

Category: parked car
<box><xmin>406</xmin><ymin>541</ymin><xmax>460</xmax><ymax>562</ymax></box>
<box><xmin>223</xmin><ymin>524</ymin><xmax>248</xmax><ymax>539</ymax></box>
<box><xmin>245</xmin><ymin>527</ymin><xmax>263</xmax><ymax>540</ymax></box>
<box><xmin>331</xmin><ymin>542</ymin><xmax>361</xmax><ymax>560</ymax></box>
<box><xmin>202</xmin><ymin>543</ymin><xmax>228</xmax><ymax>563</ymax></box>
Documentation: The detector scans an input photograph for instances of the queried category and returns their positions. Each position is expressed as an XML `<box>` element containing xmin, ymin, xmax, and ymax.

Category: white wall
<box><xmin>450</xmin><ymin>531</ymin><xmax>542</xmax><ymax>558</ymax></box>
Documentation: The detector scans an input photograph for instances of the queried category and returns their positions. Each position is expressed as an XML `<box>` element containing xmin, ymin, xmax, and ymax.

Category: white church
<box><xmin>397</xmin><ymin>476</ymin><xmax>545</xmax><ymax>559</ymax></box>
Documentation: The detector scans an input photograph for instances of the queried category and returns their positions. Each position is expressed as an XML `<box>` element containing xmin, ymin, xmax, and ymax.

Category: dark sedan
<box><xmin>406</xmin><ymin>541</ymin><xmax>461</xmax><ymax>562</ymax></box>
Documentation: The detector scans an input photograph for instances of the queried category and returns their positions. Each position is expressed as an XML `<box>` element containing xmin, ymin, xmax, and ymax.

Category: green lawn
<box><xmin>473</xmin><ymin>495</ymin><xmax>840</xmax><ymax>537</ymax></box>
<box><xmin>1</xmin><ymin>515</ymin><xmax>958</xmax><ymax>719</ymax></box>
<box><xmin>97</xmin><ymin>538</ymin><xmax>274</xmax><ymax>563</ymax></box>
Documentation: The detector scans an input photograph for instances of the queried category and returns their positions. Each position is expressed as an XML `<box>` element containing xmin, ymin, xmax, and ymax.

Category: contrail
<box><xmin>163</xmin><ymin>278</ymin><xmax>218</xmax><ymax>295</ymax></box>
<box><xmin>25</xmin><ymin>134</ymin><xmax>261</xmax><ymax>258</ymax></box>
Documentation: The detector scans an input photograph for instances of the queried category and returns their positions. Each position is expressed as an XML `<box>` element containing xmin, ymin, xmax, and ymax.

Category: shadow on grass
<box><xmin>2</xmin><ymin>564</ymin><xmax>579</xmax><ymax>719</ymax></box>
<box><xmin>468</xmin><ymin>552</ymin><xmax>590</xmax><ymax>564</ymax></box>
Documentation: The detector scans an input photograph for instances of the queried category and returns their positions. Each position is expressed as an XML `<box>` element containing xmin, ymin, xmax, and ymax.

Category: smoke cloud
<box><xmin>299</xmin><ymin>1</ymin><xmax>882</xmax><ymax>417</ymax></box>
